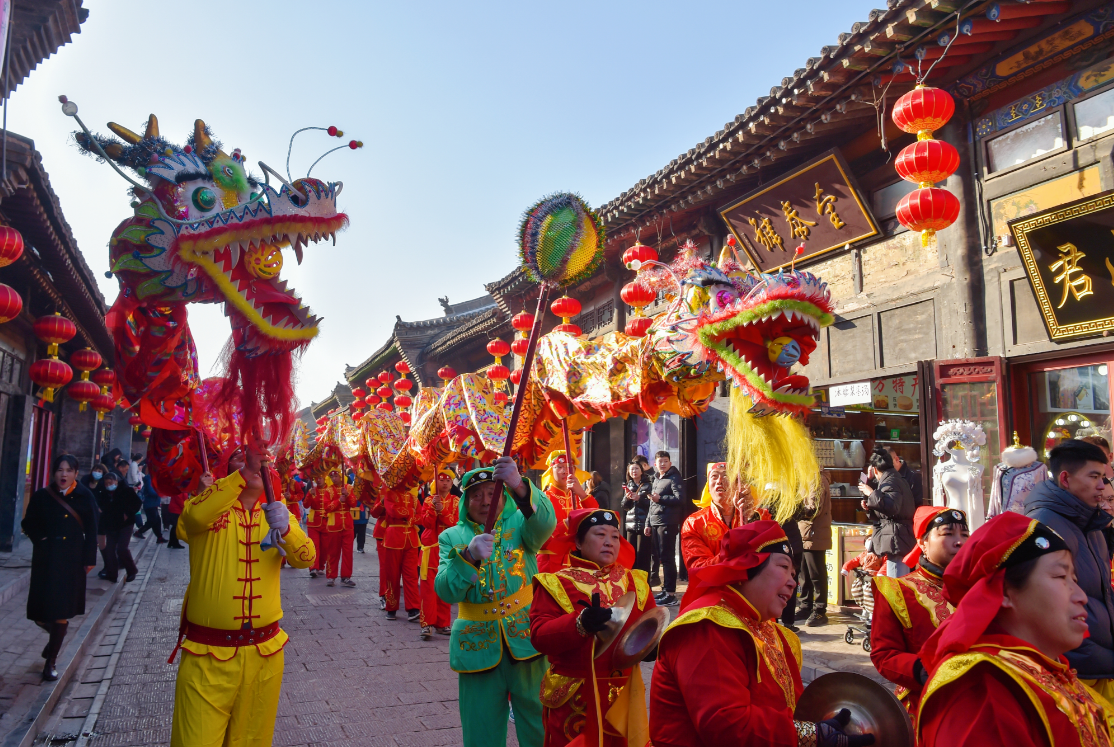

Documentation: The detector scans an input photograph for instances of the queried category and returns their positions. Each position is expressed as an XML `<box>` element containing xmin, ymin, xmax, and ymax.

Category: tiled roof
<box><xmin>6</xmin><ymin>0</ymin><xmax>88</xmax><ymax>99</ymax></box>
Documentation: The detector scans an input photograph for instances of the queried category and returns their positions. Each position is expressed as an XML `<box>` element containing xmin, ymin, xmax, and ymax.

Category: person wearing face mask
<box><xmin>434</xmin><ymin>458</ymin><xmax>556</xmax><ymax>747</ymax></box>
<box><xmin>917</xmin><ymin>512</ymin><xmax>1114</xmax><ymax>746</ymax></box>
<box><xmin>95</xmin><ymin>472</ymin><xmax>143</xmax><ymax>583</ymax></box>
<box><xmin>530</xmin><ymin>508</ymin><xmax>656</xmax><ymax>746</ymax></box>
<box><xmin>649</xmin><ymin>522</ymin><xmax>875</xmax><ymax>747</ymax></box>
<box><xmin>169</xmin><ymin>440</ymin><xmax>316</xmax><ymax>747</ymax></box>
<box><xmin>870</xmin><ymin>506</ymin><xmax>969</xmax><ymax>728</ymax></box>
<box><xmin>23</xmin><ymin>454</ymin><xmax>99</xmax><ymax>681</ymax></box>
<box><xmin>82</xmin><ymin>463</ymin><xmax>109</xmax><ymax>492</ymax></box>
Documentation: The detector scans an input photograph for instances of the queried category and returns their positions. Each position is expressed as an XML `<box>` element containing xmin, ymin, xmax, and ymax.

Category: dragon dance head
<box><xmin>75</xmin><ymin>114</ymin><xmax>346</xmax><ymax>357</ymax></box>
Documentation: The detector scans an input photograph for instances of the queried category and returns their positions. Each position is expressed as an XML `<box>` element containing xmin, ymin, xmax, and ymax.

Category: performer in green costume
<box><xmin>435</xmin><ymin>456</ymin><xmax>556</xmax><ymax>747</ymax></box>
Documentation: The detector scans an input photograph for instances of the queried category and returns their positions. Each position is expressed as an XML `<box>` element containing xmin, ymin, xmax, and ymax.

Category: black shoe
<box><xmin>797</xmin><ymin>608</ymin><xmax>813</xmax><ymax>621</ymax></box>
<box><xmin>386</xmin><ymin>611</ymin><xmax>397</xmax><ymax>620</ymax></box>
<box><xmin>168</xmin><ymin>543</ymin><xmax>184</xmax><ymax>549</ymax></box>
<box><xmin>806</xmin><ymin>612</ymin><xmax>828</xmax><ymax>628</ymax></box>
<box><xmin>784</xmin><ymin>624</ymin><xmax>801</xmax><ymax>633</ymax></box>
<box><xmin>42</xmin><ymin>660</ymin><xmax>58</xmax><ymax>682</ymax></box>
<box><xmin>654</xmin><ymin>590</ymin><xmax>669</xmax><ymax>601</ymax></box>
<box><xmin>155</xmin><ymin>537</ymin><xmax>167</xmax><ymax>544</ymax></box>
<box><xmin>660</xmin><ymin>594</ymin><xmax>679</xmax><ymax>607</ymax></box>
<box><xmin>407</xmin><ymin>609</ymin><xmax>420</xmax><ymax>622</ymax></box>
<box><xmin>310</xmin><ymin>570</ymin><xmax>317</xmax><ymax>578</ymax></box>
<box><xmin>125</xmin><ymin>573</ymin><xmax>137</xmax><ymax>583</ymax></box>
<box><xmin>133</xmin><ymin>531</ymin><xmax>144</xmax><ymax>539</ymax></box>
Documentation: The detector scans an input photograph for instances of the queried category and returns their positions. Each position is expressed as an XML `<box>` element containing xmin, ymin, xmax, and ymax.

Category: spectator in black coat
<box><xmin>95</xmin><ymin>472</ymin><xmax>142</xmax><ymax>583</ymax></box>
<box><xmin>22</xmin><ymin>454</ymin><xmax>98</xmax><ymax>680</ymax></box>
<box><xmin>859</xmin><ymin>447</ymin><xmax>916</xmax><ymax>578</ymax></box>
<box><xmin>648</xmin><ymin>451</ymin><xmax>685</xmax><ymax>607</ymax></box>
<box><xmin>587</xmin><ymin>471</ymin><xmax>612</xmax><ymax>511</ymax></box>
<box><xmin>621</xmin><ymin>461</ymin><xmax>653</xmax><ymax>574</ymax></box>
<box><xmin>885</xmin><ymin>446</ymin><xmax>924</xmax><ymax>508</ymax></box>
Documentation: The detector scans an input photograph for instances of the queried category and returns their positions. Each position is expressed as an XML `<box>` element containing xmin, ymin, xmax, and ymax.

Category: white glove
<box><xmin>467</xmin><ymin>533</ymin><xmax>494</xmax><ymax>562</ymax></box>
<box><xmin>261</xmin><ymin>502</ymin><xmax>289</xmax><ymax>556</ymax></box>
<box><xmin>492</xmin><ymin>456</ymin><xmax>522</xmax><ymax>492</ymax></box>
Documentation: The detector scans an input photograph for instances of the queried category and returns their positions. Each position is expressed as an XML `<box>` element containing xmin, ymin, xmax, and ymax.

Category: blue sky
<box><xmin>9</xmin><ymin>0</ymin><xmax>882</xmax><ymax>406</ymax></box>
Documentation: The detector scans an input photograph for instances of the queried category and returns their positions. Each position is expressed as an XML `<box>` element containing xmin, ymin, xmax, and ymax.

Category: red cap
<box><xmin>902</xmin><ymin>506</ymin><xmax>968</xmax><ymax>567</ymax></box>
<box><xmin>920</xmin><ymin>512</ymin><xmax>1068</xmax><ymax>672</ymax></box>
<box><xmin>680</xmin><ymin>520</ymin><xmax>790</xmax><ymax>612</ymax></box>
<box><xmin>554</xmin><ymin>508</ymin><xmax>634</xmax><ymax>570</ymax></box>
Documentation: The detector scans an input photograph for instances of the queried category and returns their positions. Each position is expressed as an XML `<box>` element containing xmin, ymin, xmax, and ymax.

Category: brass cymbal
<box><xmin>594</xmin><ymin>591</ymin><xmax>637</xmax><ymax>659</ymax></box>
<box><xmin>612</xmin><ymin>606</ymin><xmax>669</xmax><ymax>670</ymax></box>
<box><xmin>794</xmin><ymin>672</ymin><xmax>912</xmax><ymax>747</ymax></box>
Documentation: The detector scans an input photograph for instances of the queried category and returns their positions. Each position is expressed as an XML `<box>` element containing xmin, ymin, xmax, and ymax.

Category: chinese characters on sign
<box><xmin>719</xmin><ymin>150</ymin><xmax>878</xmax><ymax>273</ymax></box>
<box><xmin>871</xmin><ymin>375</ymin><xmax>920</xmax><ymax>412</ymax></box>
<box><xmin>1009</xmin><ymin>190</ymin><xmax>1114</xmax><ymax>340</ymax></box>
<box><xmin>830</xmin><ymin>381</ymin><xmax>872</xmax><ymax>407</ymax></box>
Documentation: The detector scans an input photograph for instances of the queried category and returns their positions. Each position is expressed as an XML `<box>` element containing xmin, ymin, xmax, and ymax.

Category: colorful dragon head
<box><xmin>649</xmin><ymin>241</ymin><xmax>834</xmax><ymax>416</ymax></box>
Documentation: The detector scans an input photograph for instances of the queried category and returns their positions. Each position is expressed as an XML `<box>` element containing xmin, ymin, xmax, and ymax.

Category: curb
<box><xmin>0</xmin><ymin>570</ymin><xmax>30</xmax><ymax>609</ymax></box>
<box><xmin>0</xmin><ymin>535</ymin><xmax>154</xmax><ymax>747</ymax></box>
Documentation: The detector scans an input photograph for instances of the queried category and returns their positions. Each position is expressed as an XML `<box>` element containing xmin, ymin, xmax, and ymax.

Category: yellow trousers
<box><xmin>171</xmin><ymin>646</ymin><xmax>284</xmax><ymax>747</ymax></box>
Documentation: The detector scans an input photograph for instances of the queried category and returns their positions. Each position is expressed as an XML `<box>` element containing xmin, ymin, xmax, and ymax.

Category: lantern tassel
<box><xmin>921</xmin><ymin>229</ymin><xmax>935</xmax><ymax>248</ymax></box>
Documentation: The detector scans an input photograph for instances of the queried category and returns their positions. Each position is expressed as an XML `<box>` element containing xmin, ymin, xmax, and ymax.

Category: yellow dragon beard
<box><xmin>725</xmin><ymin>388</ymin><xmax>819</xmax><ymax>524</ymax></box>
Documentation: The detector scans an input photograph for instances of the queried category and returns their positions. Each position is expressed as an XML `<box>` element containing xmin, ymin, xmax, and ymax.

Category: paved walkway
<box><xmin>25</xmin><ymin>537</ymin><xmax>885</xmax><ymax>747</ymax></box>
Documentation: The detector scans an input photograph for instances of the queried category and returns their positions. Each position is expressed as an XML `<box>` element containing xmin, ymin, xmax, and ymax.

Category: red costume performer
<box><xmin>680</xmin><ymin>463</ymin><xmax>744</xmax><ymax>572</ymax></box>
<box><xmin>416</xmin><ymin>469</ymin><xmax>458</xmax><ymax>636</ymax></box>
<box><xmin>918</xmin><ymin>512</ymin><xmax>1114</xmax><ymax>747</ymax></box>
<box><xmin>368</xmin><ymin>489</ymin><xmax>387</xmax><ymax>604</ymax></box>
<box><xmin>303</xmin><ymin>478</ymin><xmax>328</xmax><ymax>575</ymax></box>
<box><xmin>651</xmin><ymin>522</ymin><xmax>810</xmax><ymax>747</ymax></box>
<box><xmin>539</xmin><ymin>451</ymin><xmax>598</xmax><ymax>573</ymax></box>
<box><xmin>531</xmin><ymin>508</ymin><xmax>653</xmax><ymax>747</ymax></box>
<box><xmin>315</xmin><ymin>475</ymin><xmax>356</xmax><ymax>585</ymax></box>
<box><xmin>869</xmin><ymin>506</ymin><xmax>965</xmax><ymax>726</ymax></box>
<box><xmin>381</xmin><ymin>485</ymin><xmax>421</xmax><ymax>616</ymax></box>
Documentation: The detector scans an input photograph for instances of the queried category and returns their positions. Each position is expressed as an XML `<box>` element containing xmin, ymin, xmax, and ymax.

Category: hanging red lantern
<box><xmin>0</xmin><ymin>226</ymin><xmax>24</xmax><ymax>267</ymax></box>
<box><xmin>399</xmin><ymin>411</ymin><xmax>411</xmax><ymax>425</ymax></box>
<box><xmin>550</xmin><ymin>295</ymin><xmax>581</xmax><ymax>320</ymax></box>
<box><xmin>395</xmin><ymin>377</ymin><xmax>414</xmax><ymax>392</ymax></box>
<box><xmin>377</xmin><ymin>401</ymin><xmax>393</xmax><ymax>412</ymax></box>
<box><xmin>70</xmin><ymin>348</ymin><xmax>102</xmax><ymax>375</ymax></box>
<box><xmin>625</xmin><ymin>316</ymin><xmax>654</xmax><ymax>337</ymax></box>
<box><xmin>91</xmin><ymin>367</ymin><xmax>116</xmax><ymax>394</ymax></box>
<box><xmin>486</xmin><ymin>339</ymin><xmax>511</xmax><ymax>358</ymax></box>
<box><xmin>365</xmin><ymin>393</ymin><xmax>380</xmax><ymax>406</ymax></box>
<box><xmin>365</xmin><ymin>377</ymin><xmax>378</xmax><ymax>391</ymax></box>
<box><xmin>892</xmin><ymin>84</ymin><xmax>959</xmax><ymax>246</ymax></box>
<box><xmin>33</xmin><ymin>313</ymin><xmax>77</xmax><ymax>356</ymax></box>
<box><xmin>394</xmin><ymin>361</ymin><xmax>410</xmax><ymax>374</ymax></box>
<box><xmin>511</xmin><ymin>311</ymin><xmax>534</xmax><ymax>333</ymax></box>
<box><xmin>352</xmin><ymin>410</ymin><xmax>363</xmax><ymax>421</ymax></box>
<box><xmin>128</xmin><ymin>414</ymin><xmax>143</xmax><ymax>432</ymax></box>
<box><xmin>351</xmin><ymin>387</ymin><xmax>367</xmax><ymax>399</ymax></box>
<box><xmin>0</xmin><ymin>283</ymin><xmax>21</xmax><ymax>323</ymax></box>
<box><xmin>493</xmin><ymin>391</ymin><xmax>509</xmax><ymax>406</ymax></box>
<box><xmin>620</xmin><ymin>281</ymin><xmax>655</xmax><ymax>309</ymax></box>
<box><xmin>30</xmin><ymin>358</ymin><xmax>72</xmax><ymax>402</ymax></box>
<box><xmin>621</xmin><ymin>241</ymin><xmax>658</xmax><ymax>271</ymax></box>
<box><xmin>437</xmin><ymin>365</ymin><xmax>457</xmax><ymax>383</ymax></box>
<box><xmin>378</xmin><ymin>371</ymin><xmax>393</xmax><ymax>384</ymax></box>
<box><xmin>487</xmin><ymin>364</ymin><xmax>509</xmax><ymax>381</ymax></box>
<box><xmin>140</xmin><ymin>427</ymin><xmax>152</xmax><ymax>440</ymax></box>
<box><xmin>376</xmin><ymin>384</ymin><xmax>392</xmax><ymax>399</ymax></box>
<box><xmin>394</xmin><ymin>394</ymin><xmax>413</xmax><ymax>409</ymax></box>
<box><xmin>91</xmin><ymin>392</ymin><xmax>116</xmax><ymax>421</ymax></box>
<box><xmin>351</xmin><ymin>397</ymin><xmax>366</xmax><ymax>410</ymax></box>
<box><xmin>67</xmin><ymin>380</ymin><xmax>100</xmax><ymax>411</ymax></box>
<box><xmin>511</xmin><ymin>337</ymin><xmax>530</xmax><ymax>357</ymax></box>
<box><xmin>510</xmin><ymin>368</ymin><xmax>523</xmax><ymax>386</ymax></box>
<box><xmin>895</xmin><ymin>139</ymin><xmax>960</xmax><ymax>185</ymax></box>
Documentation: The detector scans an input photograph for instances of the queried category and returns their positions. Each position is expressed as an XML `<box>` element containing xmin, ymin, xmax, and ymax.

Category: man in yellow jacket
<box><xmin>170</xmin><ymin>441</ymin><xmax>316</xmax><ymax>747</ymax></box>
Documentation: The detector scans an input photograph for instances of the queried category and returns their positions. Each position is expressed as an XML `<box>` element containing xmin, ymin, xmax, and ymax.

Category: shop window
<box><xmin>1030</xmin><ymin>363</ymin><xmax>1112</xmax><ymax>459</ymax></box>
<box><xmin>1075</xmin><ymin>86</ymin><xmax>1114</xmax><ymax>141</ymax></box>
<box><xmin>632</xmin><ymin>412</ymin><xmax>680</xmax><ymax>467</ymax></box>
<box><xmin>939</xmin><ymin>380</ymin><xmax>1002</xmax><ymax>498</ymax></box>
<box><xmin>871</xmin><ymin>180</ymin><xmax>917</xmax><ymax>220</ymax></box>
<box><xmin>985</xmin><ymin>112</ymin><xmax>1065</xmax><ymax>174</ymax></box>
<box><xmin>0</xmin><ymin>346</ymin><xmax>23</xmax><ymax>386</ymax></box>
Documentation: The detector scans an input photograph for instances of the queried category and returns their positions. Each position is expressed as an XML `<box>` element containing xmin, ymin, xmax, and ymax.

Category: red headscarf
<box><xmin>680</xmin><ymin>520</ymin><xmax>791</xmax><ymax>612</ymax></box>
<box><xmin>920</xmin><ymin>512</ymin><xmax>1069</xmax><ymax>673</ymax></box>
<box><xmin>902</xmin><ymin>505</ymin><xmax>968</xmax><ymax>567</ymax></box>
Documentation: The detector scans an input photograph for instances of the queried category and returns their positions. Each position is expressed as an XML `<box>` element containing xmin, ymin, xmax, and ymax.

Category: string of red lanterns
<box><xmin>486</xmin><ymin>338</ymin><xmax>511</xmax><ymax>406</ymax></box>
<box><xmin>551</xmin><ymin>295</ymin><xmax>581</xmax><ymax>336</ymax></box>
<box><xmin>621</xmin><ymin>241</ymin><xmax>658</xmax><ymax>337</ymax></box>
<box><xmin>68</xmin><ymin>348</ymin><xmax>102</xmax><ymax>411</ymax></box>
<box><xmin>891</xmin><ymin>85</ymin><xmax>961</xmax><ymax>247</ymax></box>
<box><xmin>0</xmin><ymin>227</ymin><xmax>24</xmax><ymax>327</ymax></box>
<box><xmin>29</xmin><ymin>313</ymin><xmax>76</xmax><ymax>402</ymax></box>
<box><xmin>90</xmin><ymin>368</ymin><xmax>117</xmax><ymax>421</ymax></box>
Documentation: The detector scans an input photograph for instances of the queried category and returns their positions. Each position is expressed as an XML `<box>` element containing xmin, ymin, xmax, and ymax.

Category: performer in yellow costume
<box><xmin>169</xmin><ymin>442</ymin><xmax>316</xmax><ymax>747</ymax></box>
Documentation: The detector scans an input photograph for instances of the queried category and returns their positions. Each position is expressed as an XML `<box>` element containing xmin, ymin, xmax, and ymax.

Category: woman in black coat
<box><xmin>94</xmin><ymin>471</ymin><xmax>141</xmax><ymax>583</ymax></box>
<box><xmin>620</xmin><ymin>461</ymin><xmax>654</xmax><ymax>573</ymax></box>
<box><xmin>22</xmin><ymin>454</ymin><xmax>98</xmax><ymax>681</ymax></box>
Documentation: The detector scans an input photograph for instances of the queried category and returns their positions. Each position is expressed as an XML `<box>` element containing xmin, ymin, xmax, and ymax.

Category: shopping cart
<box><xmin>843</xmin><ymin>567</ymin><xmax>875</xmax><ymax>653</ymax></box>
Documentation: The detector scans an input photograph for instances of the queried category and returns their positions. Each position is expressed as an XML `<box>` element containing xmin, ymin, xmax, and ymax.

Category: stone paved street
<box><xmin>25</xmin><ymin>535</ymin><xmax>884</xmax><ymax>747</ymax></box>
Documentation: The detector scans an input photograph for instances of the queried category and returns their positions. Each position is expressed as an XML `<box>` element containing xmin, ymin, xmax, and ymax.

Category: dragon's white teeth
<box><xmin>226</xmin><ymin>242</ymin><xmax>241</xmax><ymax>269</ymax></box>
<box><xmin>330</xmin><ymin>232</ymin><xmax>336</xmax><ymax>246</ymax></box>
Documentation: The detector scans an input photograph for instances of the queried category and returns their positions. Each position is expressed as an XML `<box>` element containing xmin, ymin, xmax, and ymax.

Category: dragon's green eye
<box><xmin>192</xmin><ymin>187</ymin><xmax>217</xmax><ymax>212</ymax></box>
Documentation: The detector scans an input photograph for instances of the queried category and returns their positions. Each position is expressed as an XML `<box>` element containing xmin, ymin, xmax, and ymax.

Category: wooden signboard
<box><xmin>1009</xmin><ymin>189</ymin><xmax>1114</xmax><ymax>341</ymax></box>
<box><xmin>719</xmin><ymin>150</ymin><xmax>879</xmax><ymax>273</ymax></box>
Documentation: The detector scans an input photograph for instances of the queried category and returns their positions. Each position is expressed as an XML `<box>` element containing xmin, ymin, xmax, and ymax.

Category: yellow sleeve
<box><xmin>180</xmin><ymin>472</ymin><xmax>245</xmax><ymax>538</ymax></box>
<box><xmin>280</xmin><ymin>519</ymin><xmax>316</xmax><ymax>569</ymax></box>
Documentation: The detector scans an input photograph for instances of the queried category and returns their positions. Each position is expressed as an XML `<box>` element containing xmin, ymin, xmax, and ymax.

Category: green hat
<box><xmin>460</xmin><ymin>466</ymin><xmax>497</xmax><ymax>493</ymax></box>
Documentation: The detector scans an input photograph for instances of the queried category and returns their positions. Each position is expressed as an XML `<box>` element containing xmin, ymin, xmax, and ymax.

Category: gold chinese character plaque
<box><xmin>719</xmin><ymin>150</ymin><xmax>879</xmax><ymax>273</ymax></box>
<box><xmin>1010</xmin><ymin>189</ymin><xmax>1114</xmax><ymax>340</ymax></box>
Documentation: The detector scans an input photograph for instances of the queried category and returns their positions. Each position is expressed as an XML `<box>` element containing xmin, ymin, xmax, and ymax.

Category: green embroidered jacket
<box><xmin>435</xmin><ymin>478</ymin><xmax>555</xmax><ymax>673</ymax></box>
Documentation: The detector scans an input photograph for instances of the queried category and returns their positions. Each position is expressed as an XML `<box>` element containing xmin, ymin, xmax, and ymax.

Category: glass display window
<box><xmin>1030</xmin><ymin>362</ymin><xmax>1112</xmax><ymax>458</ymax></box>
<box><xmin>985</xmin><ymin>111</ymin><xmax>1066</xmax><ymax>174</ymax></box>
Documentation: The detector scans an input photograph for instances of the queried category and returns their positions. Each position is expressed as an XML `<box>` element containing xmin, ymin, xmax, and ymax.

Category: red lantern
<box><xmin>511</xmin><ymin>337</ymin><xmax>530</xmax><ymax>357</ymax></box>
<box><xmin>511</xmin><ymin>312</ymin><xmax>534</xmax><ymax>333</ymax></box>
<box><xmin>625</xmin><ymin>316</ymin><xmax>654</xmax><ymax>337</ymax></box>
<box><xmin>894</xmin><ymin>188</ymin><xmax>961</xmax><ymax>247</ymax></box>
<box><xmin>493</xmin><ymin>391</ymin><xmax>509</xmax><ymax>406</ymax></box>
<box><xmin>128</xmin><ymin>414</ymin><xmax>143</xmax><ymax>432</ymax></box>
<box><xmin>0</xmin><ymin>283</ymin><xmax>21</xmax><ymax>323</ymax></box>
<box><xmin>399</xmin><ymin>411</ymin><xmax>411</xmax><ymax>425</ymax></box>
<box><xmin>620</xmin><ymin>281</ymin><xmax>655</xmax><ymax>309</ymax></box>
<box><xmin>33</xmin><ymin>313</ymin><xmax>77</xmax><ymax>356</ymax></box>
<box><xmin>895</xmin><ymin>139</ymin><xmax>960</xmax><ymax>185</ymax></box>
<box><xmin>67</xmin><ymin>379</ymin><xmax>100</xmax><ymax>411</ymax></box>
<box><xmin>394</xmin><ymin>394</ymin><xmax>413</xmax><ymax>409</ymax></box>
<box><xmin>376</xmin><ymin>385</ymin><xmax>392</xmax><ymax>399</ymax></box>
<box><xmin>892</xmin><ymin>85</ymin><xmax>955</xmax><ymax>136</ymax></box>
<box><xmin>91</xmin><ymin>392</ymin><xmax>116</xmax><ymax>421</ymax></box>
<box><xmin>487</xmin><ymin>339</ymin><xmax>510</xmax><ymax>358</ymax></box>
<box><xmin>351</xmin><ymin>387</ymin><xmax>367</xmax><ymax>399</ymax></box>
<box><xmin>437</xmin><ymin>365</ymin><xmax>457</xmax><ymax>382</ymax></box>
<box><xmin>70</xmin><ymin>348</ymin><xmax>102</xmax><ymax>374</ymax></box>
<box><xmin>378</xmin><ymin>371</ymin><xmax>393</xmax><ymax>384</ymax></box>
<box><xmin>554</xmin><ymin>323</ymin><xmax>582</xmax><ymax>335</ymax></box>
<box><xmin>365</xmin><ymin>377</ymin><xmax>378</xmax><ymax>391</ymax></box>
<box><xmin>394</xmin><ymin>361</ymin><xmax>410</xmax><ymax>374</ymax></box>
<box><xmin>140</xmin><ymin>427</ymin><xmax>152</xmax><ymax>439</ymax></box>
<box><xmin>395</xmin><ymin>377</ymin><xmax>414</xmax><ymax>392</ymax></box>
<box><xmin>510</xmin><ymin>369</ymin><xmax>523</xmax><ymax>386</ymax></box>
<box><xmin>377</xmin><ymin>401</ymin><xmax>393</xmax><ymax>412</ymax></box>
<box><xmin>351</xmin><ymin>397</ymin><xmax>366</xmax><ymax>410</ymax></box>
<box><xmin>550</xmin><ymin>295</ymin><xmax>581</xmax><ymax>321</ymax></box>
<box><xmin>0</xmin><ymin>226</ymin><xmax>24</xmax><ymax>267</ymax></box>
<box><xmin>621</xmin><ymin>241</ymin><xmax>658</xmax><ymax>271</ymax></box>
<box><xmin>352</xmin><ymin>410</ymin><xmax>363</xmax><ymax>421</ymax></box>
<box><xmin>487</xmin><ymin>364</ymin><xmax>509</xmax><ymax>381</ymax></box>
<box><xmin>365</xmin><ymin>394</ymin><xmax>381</xmax><ymax>406</ymax></box>
<box><xmin>91</xmin><ymin>368</ymin><xmax>116</xmax><ymax>392</ymax></box>
<box><xmin>30</xmin><ymin>358</ymin><xmax>72</xmax><ymax>402</ymax></box>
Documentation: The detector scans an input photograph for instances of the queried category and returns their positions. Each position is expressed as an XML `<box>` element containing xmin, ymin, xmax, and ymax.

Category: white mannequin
<box><xmin>932</xmin><ymin>421</ymin><xmax>987</xmax><ymax>530</ymax></box>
